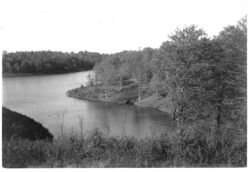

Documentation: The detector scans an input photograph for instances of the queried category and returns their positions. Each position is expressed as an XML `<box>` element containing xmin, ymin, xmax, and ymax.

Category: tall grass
<box><xmin>2</xmin><ymin>128</ymin><xmax>246</xmax><ymax>168</ymax></box>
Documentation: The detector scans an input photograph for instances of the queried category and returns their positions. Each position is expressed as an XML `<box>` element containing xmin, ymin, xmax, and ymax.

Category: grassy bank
<box><xmin>67</xmin><ymin>82</ymin><xmax>145</xmax><ymax>104</ymax></box>
<box><xmin>66</xmin><ymin>83</ymin><xmax>174</xmax><ymax>114</ymax></box>
<box><xmin>3</xmin><ymin>128</ymin><xmax>246</xmax><ymax>168</ymax></box>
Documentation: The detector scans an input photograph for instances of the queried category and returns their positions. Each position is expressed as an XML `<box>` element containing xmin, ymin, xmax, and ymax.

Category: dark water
<box><xmin>2</xmin><ymin>71</ymin><xmax>176</xmax><ymax>139</ymax></box>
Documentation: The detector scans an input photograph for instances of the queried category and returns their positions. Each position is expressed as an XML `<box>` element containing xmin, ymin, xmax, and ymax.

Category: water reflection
<box><xmin>3</xmin><ymin>71</ymin><xmax>176</xmax><ymax>139</ymax></box>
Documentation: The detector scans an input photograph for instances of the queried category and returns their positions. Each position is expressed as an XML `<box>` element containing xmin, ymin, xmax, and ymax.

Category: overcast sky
<box><xmin>0</xmin><ymin>0</ymin><xmax>247</xmax><ymax>54</ymax></box>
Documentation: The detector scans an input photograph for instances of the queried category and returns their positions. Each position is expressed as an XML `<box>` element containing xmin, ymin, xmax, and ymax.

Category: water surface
<box><xmin>2</xmin><ymin>71</ymin><xmax>176</xmax><ymax>139</ymax></box>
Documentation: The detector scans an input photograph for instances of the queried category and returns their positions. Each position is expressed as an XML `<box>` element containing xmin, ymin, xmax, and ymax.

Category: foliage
<box><xmin>93</xmin><ymin>17</ymin><xmax>246</xmax><ymax>132</ymax></box>
<box><xmin>2</xmin><ymin>129</ymin><xmax>246</xmax><ymax>167</ymax></box>
<box><xmin>215</xmin><ymin>16</ymin><xmax>247</xmax><ymax>132</ymax></box>
<box><xmin>92</xmin><ymin>16</ymin><xmax>247</xmax><ymax>152</ymax></box>
<box><xmin>2</xmin><ymin>51</ymin><xmax>102</xmax><ymax>74</ymax></box>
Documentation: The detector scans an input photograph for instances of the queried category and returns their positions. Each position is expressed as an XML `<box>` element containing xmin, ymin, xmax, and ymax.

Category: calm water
<box><xmin>2</xmin><ymin>71</ymin><xmax>176</xmax><ymax>139</ymax></box>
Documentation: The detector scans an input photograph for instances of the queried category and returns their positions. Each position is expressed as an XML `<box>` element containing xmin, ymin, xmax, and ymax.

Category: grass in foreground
<box><xmin>2</xmin><ymin>128</ymin><xmax>246</xmax><ymax>168</ymax></box>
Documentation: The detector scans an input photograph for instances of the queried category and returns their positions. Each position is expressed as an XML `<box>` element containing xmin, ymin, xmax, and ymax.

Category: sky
<box><xmin>0</xmin><ymin>0</ymin><xmax>247</xmax><ymax>54</ymax></box>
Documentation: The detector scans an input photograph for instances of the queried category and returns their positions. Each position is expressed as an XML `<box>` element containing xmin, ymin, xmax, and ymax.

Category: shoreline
<box><xmin>2</xmin><ymin>70</ymin><xmax>92</xmax><ymax>77</ymax></box>
<box><xmin>66</xmin><ymin>84</ymin><xmax>139</xmax><ymax>105</ymax></box>
<box><xmin>66</xmin><ymin>84</ymin><xmax>174</xmax><ymax>116</ymax></box>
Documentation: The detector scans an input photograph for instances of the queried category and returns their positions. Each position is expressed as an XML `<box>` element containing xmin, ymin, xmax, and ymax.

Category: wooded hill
<box><xmin>92</xmin><ymin>17</ymin><xmax>247</xmax><ymax>141</ymax></box>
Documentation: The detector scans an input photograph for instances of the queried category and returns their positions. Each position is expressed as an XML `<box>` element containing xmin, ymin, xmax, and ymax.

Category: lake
<box><xmin>2</xmin><ymin>71</ymin><xmax>176</xmax><ymax>139</ymax></box>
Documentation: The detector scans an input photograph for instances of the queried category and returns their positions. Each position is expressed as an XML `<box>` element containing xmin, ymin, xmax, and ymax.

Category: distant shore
<box><xmin>3</xmin><ymin>70</ymin><xmax>91</xmax><ymax>77</ymax></box>
<box><xmin>3</xmin><ymin>73</ymin><xmax>39</xmax><ymax>77</ymax></box>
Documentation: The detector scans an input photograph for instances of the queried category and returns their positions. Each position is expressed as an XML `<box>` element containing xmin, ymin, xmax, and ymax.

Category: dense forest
<box><xmin>2</xmin><ymin>51</ymin><xmax>103</xmax><ymax>74</ymax></box>
<box><xmin>88</xmin><ymin>16</ymin><xmax>247</xmax><ymax>143</ymax></box>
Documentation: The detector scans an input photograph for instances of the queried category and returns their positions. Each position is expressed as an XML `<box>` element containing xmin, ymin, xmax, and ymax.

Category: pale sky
<box><xmin>0</xmin><ymin>0</ymin><xmax>247</xmax><ymax>54</ymax></box>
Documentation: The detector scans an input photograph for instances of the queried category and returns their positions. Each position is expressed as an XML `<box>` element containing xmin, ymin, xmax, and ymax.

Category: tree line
<box><xmin>93</xmin><ymin>16</ymin><xmax>247</xmax><ymax>138</ymax></box>
<box><xmin>2</xmin><ymin>51</ymin><xmax>103</xmax><ymax>74</ymax></box>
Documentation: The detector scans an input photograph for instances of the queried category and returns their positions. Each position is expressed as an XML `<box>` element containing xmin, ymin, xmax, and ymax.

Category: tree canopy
<box><xmin>2</xmin><ymin>51</ymin><xmax>103</xmax><ymax>74</ymax></box>
<box><xmin>92</xmin><ymin>17</ymin><xmax>247</xmax><ymax>139</ymax></box>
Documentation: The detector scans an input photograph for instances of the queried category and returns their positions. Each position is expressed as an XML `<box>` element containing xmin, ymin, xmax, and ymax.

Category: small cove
<box><xmin>2</xmin><ymin>71</ymin><xmax>176</xmax><ymax>139</ymax></box>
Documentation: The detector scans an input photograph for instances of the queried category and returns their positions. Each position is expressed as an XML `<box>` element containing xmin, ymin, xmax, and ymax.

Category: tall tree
<box><xmin>215</xmin><ymin>16</ymin><xmax>247</xmax><ymax>132</ymax></box>
<box><xmin>160</xmin><ymin>25</ymin><xmax>207</xmax><ymax>127</ymax></box>
<box><xmin>94</xmin><ymin>60</ymin><xmax>116</xmax><ymax>97</ymax></box>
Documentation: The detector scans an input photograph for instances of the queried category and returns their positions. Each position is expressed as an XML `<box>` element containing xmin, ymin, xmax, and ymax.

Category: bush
<box><xmin>2</xmin><ymin>129</ymin><xmax>246</xmax><ymax>167</ymax></box>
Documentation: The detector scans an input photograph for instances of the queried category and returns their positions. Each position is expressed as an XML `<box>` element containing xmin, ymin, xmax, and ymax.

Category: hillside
<box><xmin>2</xmin><ymin>107</ymin><xmax>53</xmax><ymax>141</ymax></box>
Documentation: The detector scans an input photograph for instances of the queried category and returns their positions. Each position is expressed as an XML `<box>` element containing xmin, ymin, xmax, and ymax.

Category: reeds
<box><xmin>2</xmin><ymin>128</ymin><xmax>246</xmax><ymax>168</ymax></box>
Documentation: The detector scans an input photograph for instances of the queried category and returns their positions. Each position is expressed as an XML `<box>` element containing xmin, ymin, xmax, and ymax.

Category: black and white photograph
<box><xmin>0</xmin><ymin>0</ymin><xmax>247</xmax><ymax>168</ymax></box>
